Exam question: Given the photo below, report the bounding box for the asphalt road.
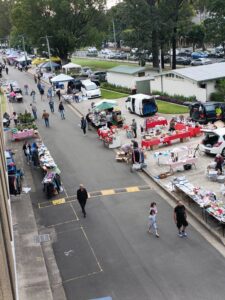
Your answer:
[4,65,225,300]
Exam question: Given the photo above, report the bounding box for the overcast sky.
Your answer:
[107,0,121,8]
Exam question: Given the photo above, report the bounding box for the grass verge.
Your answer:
[101,88,128,99]
[156,100,189,114]
[72,57,135,70]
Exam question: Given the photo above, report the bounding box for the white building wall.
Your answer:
[150,75,207,101]
[107,72,137,89]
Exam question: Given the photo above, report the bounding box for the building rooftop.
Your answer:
[172,62,225,82]
[108,65,146,75]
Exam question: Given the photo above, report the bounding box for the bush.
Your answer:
[101,82,131,94]
[152,90,196,105]
[210,92,224,102]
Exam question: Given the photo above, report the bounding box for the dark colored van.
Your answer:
[189,102,225,124]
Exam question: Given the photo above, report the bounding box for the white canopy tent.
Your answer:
[51,73,74,83]
[62,62,81,74]
[16,55,32,63]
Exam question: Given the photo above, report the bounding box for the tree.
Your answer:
[0,0,14,40]
[187,23,205,51]
[11,0,106,61]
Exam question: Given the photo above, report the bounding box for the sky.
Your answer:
[107,0,122,9]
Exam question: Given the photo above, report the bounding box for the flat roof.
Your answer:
[171,62,225,82]
[108,65,146,75]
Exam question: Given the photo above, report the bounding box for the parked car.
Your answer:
[191,58,212,66]
[191,51,208,59]
[176,56,191,65]
[92,71,107,82]
[189,102,225,124]
[81,79,101,99]
[80,67,92,76]
[125,94,158,116]
[200,128,225,156]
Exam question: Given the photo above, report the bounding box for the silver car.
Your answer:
[191,58,212,66]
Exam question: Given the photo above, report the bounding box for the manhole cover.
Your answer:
[34,234,50,244]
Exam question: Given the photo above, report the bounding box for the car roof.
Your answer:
[202,127,225,135]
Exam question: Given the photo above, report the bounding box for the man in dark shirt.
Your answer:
[77,184,88,218]
[174,201,188,237]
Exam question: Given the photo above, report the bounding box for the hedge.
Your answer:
[101,82,131,94]
[210,92,224,102]
[152,91,197,106]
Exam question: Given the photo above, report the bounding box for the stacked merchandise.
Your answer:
[115,151,131,163]
[37,142,62,199]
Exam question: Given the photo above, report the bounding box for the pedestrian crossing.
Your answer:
[38,185,151,208]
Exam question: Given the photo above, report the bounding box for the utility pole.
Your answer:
[21,35,27,67]
[40,35,53,73]
[112,19,116,48]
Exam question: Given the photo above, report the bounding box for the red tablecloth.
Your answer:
[97,128,110,139]
[175,123,202,137]
[146,118,168,129]
[141,131,190,148]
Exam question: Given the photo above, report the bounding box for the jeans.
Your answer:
[32,110,37,120]
[32,95,35,102]
[60,110,65,119]
[49,104,54,112]
[44,118,49,127]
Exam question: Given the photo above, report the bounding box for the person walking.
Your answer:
[40,88,44,101]
[81,116,87,135]
[24,84,29,95]
[30,89,36,102]
[174,201,188,237]
[49,99,54,113]
[42,110,50,127]
[5,66,8,75]
[131,119,137,138]
[56,89,61,101]
[86,109,92,130]
[34,75,37,84]
[12,112,18,126]
[22,141,31,164]
[148,202,159,238]
[77,184,88,218]
[58,101,65,119]
[30,103,37,120]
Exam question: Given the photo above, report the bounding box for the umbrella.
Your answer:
[94,100,118,111]
[32,57,47,65]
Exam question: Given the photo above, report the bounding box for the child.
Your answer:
[148,208,159,238]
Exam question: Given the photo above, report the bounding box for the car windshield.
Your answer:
[205,105,215,112]
[86,84,97,91]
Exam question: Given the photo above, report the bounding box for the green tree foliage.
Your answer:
[0,0,14,39]
[187,24,205,51]
[11,0,106,60]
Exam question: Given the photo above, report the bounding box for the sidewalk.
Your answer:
[2,70,64,300]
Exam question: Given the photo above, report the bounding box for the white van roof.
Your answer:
[128,93,155,100]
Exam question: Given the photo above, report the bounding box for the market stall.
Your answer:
[36,141,62,199]
[175,123,202,137]
[145,116,168,131]
[5,150,23,195]
[11,112,38,141]
[98,126,121,148]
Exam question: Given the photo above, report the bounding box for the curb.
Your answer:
[143,168,225,245]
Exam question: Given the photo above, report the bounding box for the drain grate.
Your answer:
[34,234,50,244]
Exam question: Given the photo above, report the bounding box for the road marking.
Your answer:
[126,186,140,193]
[101,189,115,196]
[52,198,65,205]
[38,185,151,209]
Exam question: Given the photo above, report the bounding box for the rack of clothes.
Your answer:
[5,150,23,195]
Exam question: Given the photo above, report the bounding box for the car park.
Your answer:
[191,58,212,66]
[191,51,208,59]
[200,128,225,156]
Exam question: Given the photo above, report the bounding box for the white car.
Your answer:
[81,79,101,99]
[200,128,225,156]
[191,58,212,66]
